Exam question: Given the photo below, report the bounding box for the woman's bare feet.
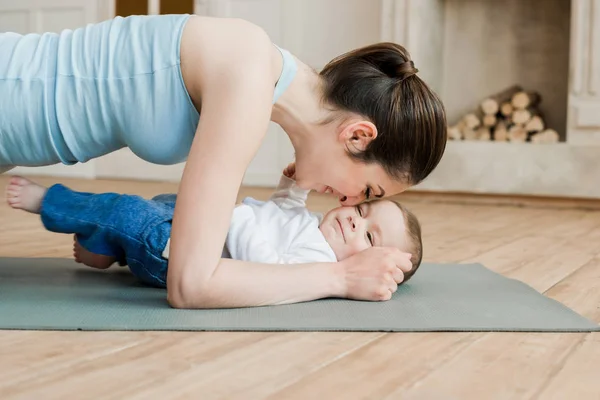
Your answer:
[73,236,116,269]
[5,176,47,214]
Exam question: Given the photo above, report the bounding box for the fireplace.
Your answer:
[442,0,570,142]
[381,0,600,198]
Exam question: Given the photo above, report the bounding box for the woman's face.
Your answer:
[293,119,409,205]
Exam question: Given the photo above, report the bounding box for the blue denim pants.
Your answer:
[40,184,175,287]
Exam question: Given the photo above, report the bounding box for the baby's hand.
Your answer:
[283,162,296,179]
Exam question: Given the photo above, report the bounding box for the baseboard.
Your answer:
[8,162,96,179]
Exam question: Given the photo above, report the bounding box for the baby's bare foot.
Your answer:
[73,237,116,270]
[5,176,47,214]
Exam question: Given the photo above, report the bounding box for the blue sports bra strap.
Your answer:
[272,45,298,104]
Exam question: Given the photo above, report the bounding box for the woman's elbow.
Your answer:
[167,288,195,309]
[167,285,220,309]
[166,269,211,309]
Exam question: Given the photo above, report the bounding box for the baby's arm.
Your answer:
[268,163,310,209]
[268,175,310,209]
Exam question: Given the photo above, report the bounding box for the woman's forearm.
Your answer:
[168,258,345,309]
[167,35,275,306]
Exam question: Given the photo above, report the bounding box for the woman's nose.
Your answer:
[340,194,364,206]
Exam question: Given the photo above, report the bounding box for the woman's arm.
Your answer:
[167,20,276,307]
[172,247,410,309]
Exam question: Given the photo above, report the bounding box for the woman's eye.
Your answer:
[367,232,373,246]
[365,187,371,200]
[356,205,362,216]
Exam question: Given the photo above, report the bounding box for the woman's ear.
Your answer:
[339,120,378,152]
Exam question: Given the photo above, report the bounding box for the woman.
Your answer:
[0,14,447,308]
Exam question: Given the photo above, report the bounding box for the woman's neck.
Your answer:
[271,61,330,148]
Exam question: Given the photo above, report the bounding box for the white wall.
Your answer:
[1,0,386,186]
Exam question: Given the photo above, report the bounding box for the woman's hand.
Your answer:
[283,162,296,179]
[335,247,413,301]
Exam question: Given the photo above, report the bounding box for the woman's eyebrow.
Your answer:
[375,185,386,198]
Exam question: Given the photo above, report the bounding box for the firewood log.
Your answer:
[462,127,479,141]
[493,121,508,142]
[463,113,481,129]
[447,125,463,140]
[500,102,513,117]
[544,129,559,142]
[477,127,491,141]
[512,108,538,125]
[483,114,497,127]
[480,85,523,115]
[508,125,527,142]
[524,115,545,132]
[511,91,541,109]
[531,129,559,143]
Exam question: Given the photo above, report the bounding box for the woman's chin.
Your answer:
[295,180,316,191]
[300,181,327,193]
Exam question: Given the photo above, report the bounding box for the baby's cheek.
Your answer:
[349,239,369,255]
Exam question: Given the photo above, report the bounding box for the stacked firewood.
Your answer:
[447,85,559,143]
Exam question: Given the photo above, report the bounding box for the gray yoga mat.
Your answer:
[0,257,597,332]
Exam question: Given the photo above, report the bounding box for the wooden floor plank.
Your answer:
[2,332,274,399]
[532,333,600,400]
[0,332,151,392]
[262,333,479,400]
[124,332,385,399]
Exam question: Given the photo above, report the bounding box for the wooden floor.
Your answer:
[1,175,599,399]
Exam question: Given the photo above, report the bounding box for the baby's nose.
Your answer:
[348,216,357,231]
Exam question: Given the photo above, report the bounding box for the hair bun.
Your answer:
[397,60,418,81]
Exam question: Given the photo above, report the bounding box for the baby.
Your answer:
[5,171,423,288]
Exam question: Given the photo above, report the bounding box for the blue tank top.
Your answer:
[0,14,298,167]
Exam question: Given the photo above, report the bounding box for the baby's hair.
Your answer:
[391,200,422,283]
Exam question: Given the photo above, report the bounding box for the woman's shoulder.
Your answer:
[180,16,279,88]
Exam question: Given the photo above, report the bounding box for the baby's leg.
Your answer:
[6,176,173,284]
[73,236,116,269]
[151,193,177,207]
[6,176,117,269]
[5,176,47,214]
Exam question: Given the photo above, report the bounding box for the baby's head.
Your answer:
[319,199,422,283]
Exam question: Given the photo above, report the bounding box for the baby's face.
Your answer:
[319,200,409,261]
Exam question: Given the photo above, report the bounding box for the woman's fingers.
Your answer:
[392,268,405,284]
[389,280,398,294]
[393,251,413,273]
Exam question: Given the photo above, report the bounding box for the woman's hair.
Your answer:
[320,42,447,185]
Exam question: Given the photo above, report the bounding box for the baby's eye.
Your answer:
[367,232,373,246]
[356,205,363,216]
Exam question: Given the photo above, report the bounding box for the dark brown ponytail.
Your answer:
[320,42,447,185]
